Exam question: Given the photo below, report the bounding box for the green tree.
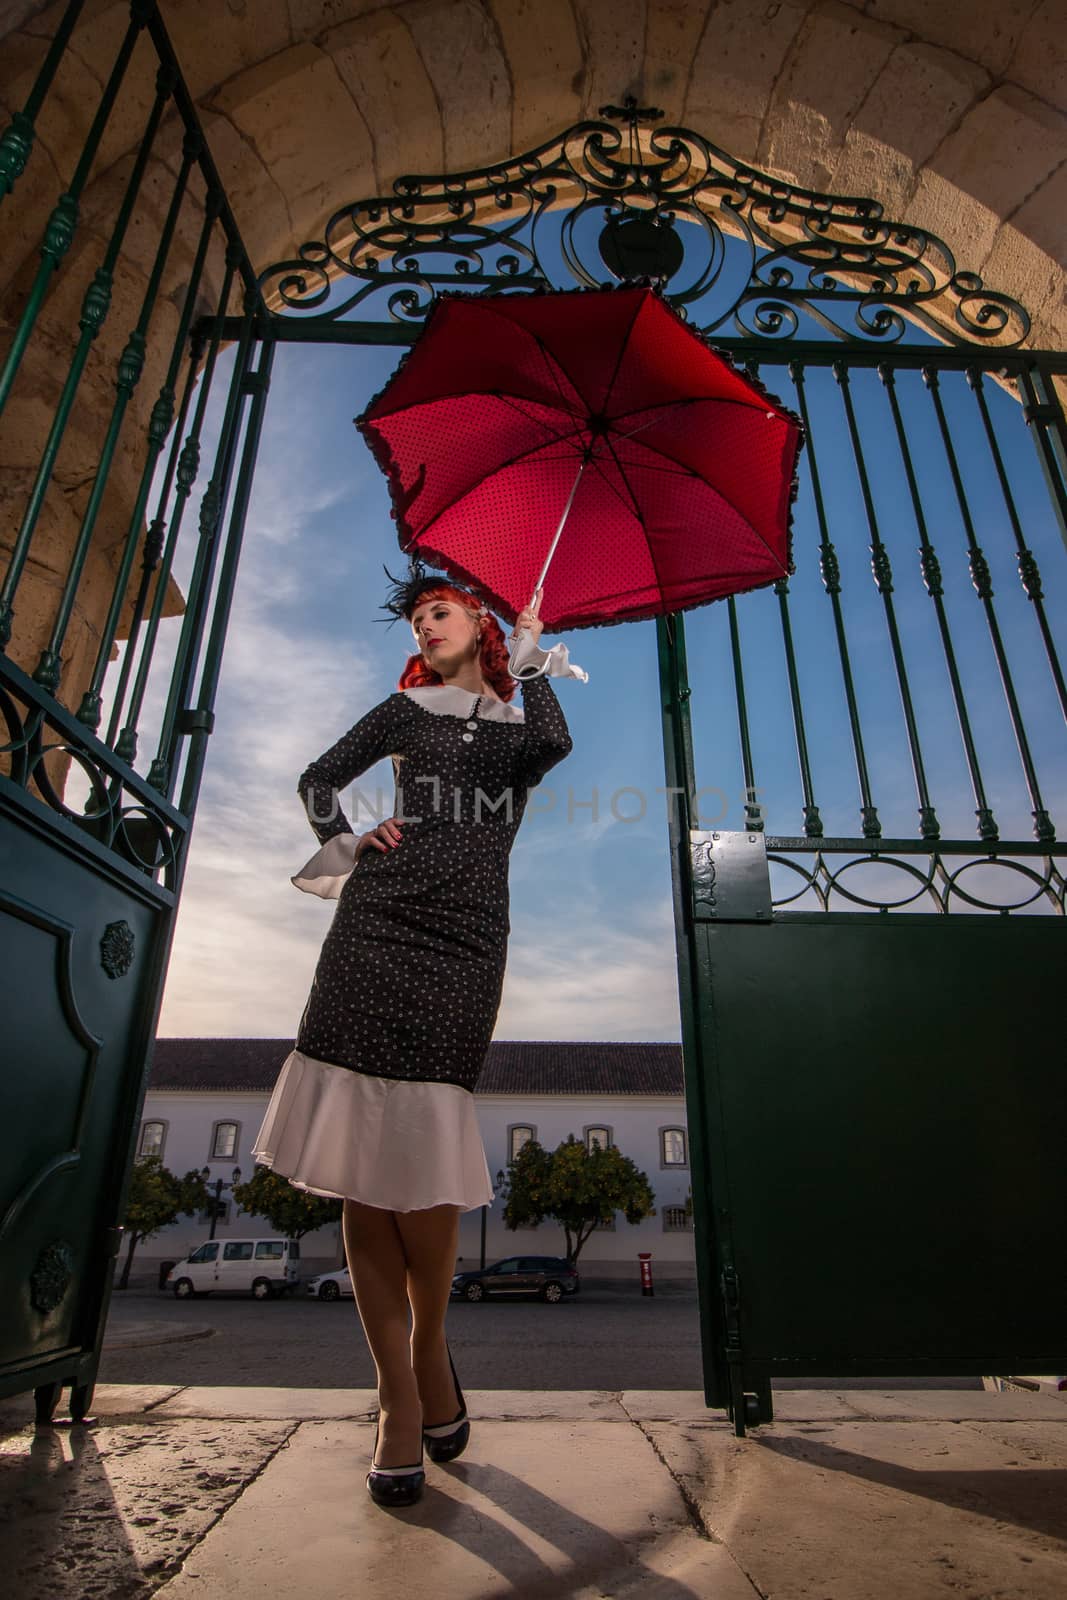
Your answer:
[231,1165,342,1240]
[501,1135,655,1263]
[119,1156,208,1289]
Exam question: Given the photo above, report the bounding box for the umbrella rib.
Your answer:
[601,293,649,417]
[492,392,586,451]
[602,433,645,523]
[612,393,780,427]
[408,436,597,548]
[582,447,650,523]
[616,426,794,567]
[611,432,794,573]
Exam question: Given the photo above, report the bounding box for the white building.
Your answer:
[138,1040,695,1279]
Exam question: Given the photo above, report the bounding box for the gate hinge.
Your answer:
[720,1263,743,1359]
[690,830,772,921]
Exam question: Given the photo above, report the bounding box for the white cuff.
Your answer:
[292,832,359,899]
[508,628,589,683]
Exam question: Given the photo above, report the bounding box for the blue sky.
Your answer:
[142,312,1067,1041]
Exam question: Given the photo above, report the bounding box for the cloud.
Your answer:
[498,895,680,1040]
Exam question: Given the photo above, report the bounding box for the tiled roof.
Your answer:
[149,1038,684,1096]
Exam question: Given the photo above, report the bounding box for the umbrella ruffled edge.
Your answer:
[354,280,807,631]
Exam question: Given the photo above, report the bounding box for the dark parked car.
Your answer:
[451,1255,579,1304]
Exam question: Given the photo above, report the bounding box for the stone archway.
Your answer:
[1,0,1065,709]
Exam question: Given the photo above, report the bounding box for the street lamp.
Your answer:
[481,1168,506,1271]
[201,1165,242,1240]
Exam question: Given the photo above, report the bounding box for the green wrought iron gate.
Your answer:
[2,6,1064,1431]
[0,2,272,1420]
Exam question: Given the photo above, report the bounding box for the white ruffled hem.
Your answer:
[251,1049,495,1212]
[508,628,589,682]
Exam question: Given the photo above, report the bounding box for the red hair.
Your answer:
[396,584,517,702]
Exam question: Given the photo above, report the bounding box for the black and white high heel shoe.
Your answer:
[366,1412,425,1508]
[422,1344,470,1464]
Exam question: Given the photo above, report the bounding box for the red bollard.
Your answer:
[638,1251,654,1297]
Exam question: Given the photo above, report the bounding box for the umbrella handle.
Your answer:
[527,457,586,610]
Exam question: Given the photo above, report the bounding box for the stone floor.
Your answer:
[1,1385,1065,1598]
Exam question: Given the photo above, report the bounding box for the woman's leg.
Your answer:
[395,1204,462,1423]
[342,1199,422,1465]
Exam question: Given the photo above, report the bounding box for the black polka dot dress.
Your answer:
[252,664,578,1213]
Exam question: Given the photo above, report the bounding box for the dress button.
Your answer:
[465,720,478,730]
[461,732,474,742]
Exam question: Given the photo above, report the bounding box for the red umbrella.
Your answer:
[357,285,802,634]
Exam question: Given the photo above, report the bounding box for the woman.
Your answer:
[252,567,584,1507]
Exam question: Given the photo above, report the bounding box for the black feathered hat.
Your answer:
[379,556,489,626]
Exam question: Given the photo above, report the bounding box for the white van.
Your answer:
[166,1238,300,1299]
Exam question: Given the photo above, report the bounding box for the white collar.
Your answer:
[402,685,525,723]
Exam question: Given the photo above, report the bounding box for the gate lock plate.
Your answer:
[690,830,772,921]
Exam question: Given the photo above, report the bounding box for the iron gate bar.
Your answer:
[146,253,248,797]
[30,61,178,695]
[0,0,151,421]
[724,593,763,832]
[0,0,87,207]
[967,368,1067,726]
[1,59,173,661]
[1019,368,1067,551]
[833,359,941,840]
[150,293,259,805]
[877,364,999,842]
[773,571,824,837]
[76,129,200,732]
[106,193,217,757]
[789,361,882,839]
[178,331,275,821]
[923,367,1056,844]
[115,328,208,762]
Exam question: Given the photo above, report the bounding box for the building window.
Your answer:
[509,1124,536,1160]
[198,1201,231,1227]
[663,1205,692,1232]
[210,1121,239,1160]
[585,1126,612,1152]
[660,1127,688,1168]
[596,1214,616,1230]
[138,1120,165,1159]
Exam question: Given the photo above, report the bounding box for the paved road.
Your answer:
[101,1287,980,1392]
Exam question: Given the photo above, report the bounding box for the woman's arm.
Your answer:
[297,695,401,844]
[517,675,573,789]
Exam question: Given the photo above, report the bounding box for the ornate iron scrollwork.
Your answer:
[259,98,1030,348]
[100,920,135,979]
[0,659,182,894]
[30,1241,74,1314]
[767,846,1067,915]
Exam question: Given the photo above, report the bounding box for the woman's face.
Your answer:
[410,596,481,675]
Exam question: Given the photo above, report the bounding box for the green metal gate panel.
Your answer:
[0,816,167,1412]
[689,912,1066,1414]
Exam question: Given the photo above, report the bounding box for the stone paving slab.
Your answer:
[841,1389,1067,1422]
[1,1389,1065,1599]
[0,1415,294,1598]
[153,1387,626,1421]
[157,1417,756,1600]
[642,1410,1067,1600]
